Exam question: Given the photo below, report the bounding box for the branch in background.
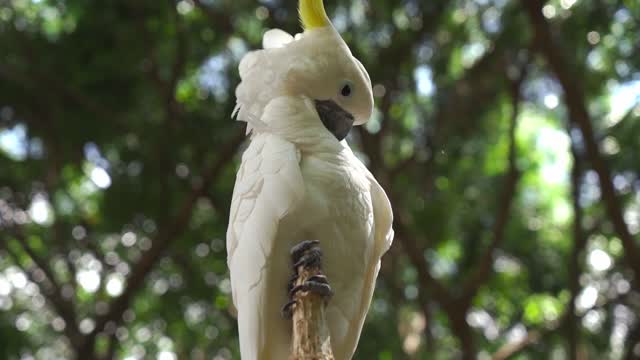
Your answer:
[388,152,418,180]
[102,332,118,360]
[79,131,245,354]
[1,6,243,355]
[393,211,482,358]
[52,222,78,291]
[493,287,632,360]
[192,0,233,31]
[2,232,82,347]
[45,161,79,292]
[491,329,542,360]
[433,44,509,146]
[392,215,453,308]
[356,0,450,176]
[81,234,116,273]
[0,59,118,124]
[168,6,189,98]
[358,19,502,320]
[625,320,640,360]
[567,139,587,360]
[172,253,202,289]
[147,2,190,124]
[521,0,640,281]
[129,3,186,125]
[361,26,523,360]
[421,42,512,195]
[492,308,573,360]
[460,69,525,303]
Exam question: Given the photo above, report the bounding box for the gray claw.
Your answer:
[293,248,322,269]
[307,275,328,284]
[281,299,297,319]
[282,240,332,318]
[290,240,320,261]
[289,280,334,299]
[287,273,298,292]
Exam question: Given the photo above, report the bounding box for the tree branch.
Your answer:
[288,244,334,360]
[102,332,118,360]
[625,320,640,360]
[521,0,640,281]
[2,232,82,347]
[493,288,631,359]
[461,70,525,303]
[369,41,524,360]
[567,140,587,360]
[393,215,453,308]
[79,131,245,353]
[492,310,572,360]
[0,59,118,123]
[492,329,542,360]
[192,0,233,31]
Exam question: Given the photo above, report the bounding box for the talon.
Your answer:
[307,275,328,284]
[281,299,297,318]
[290,240,320,261]
[287,273,298,292]
[290,280,333,299]
[283,240,332,318]
[293,248,322,269]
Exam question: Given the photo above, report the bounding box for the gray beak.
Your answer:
[314,100,354,141]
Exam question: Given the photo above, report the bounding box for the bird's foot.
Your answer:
[281,240,333,319]
[290,240,320,265]
[290,275,333,298]
[281,299,297,319]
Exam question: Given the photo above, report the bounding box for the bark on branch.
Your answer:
[289,252,334,360]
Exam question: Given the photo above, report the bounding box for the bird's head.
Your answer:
[283,0,374,141]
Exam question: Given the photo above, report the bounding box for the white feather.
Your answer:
[262,28,295,49]
[227,129,305,360]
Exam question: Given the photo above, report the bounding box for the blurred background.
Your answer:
[1,0,639,359]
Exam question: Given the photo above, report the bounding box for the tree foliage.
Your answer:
[1,0,639,359]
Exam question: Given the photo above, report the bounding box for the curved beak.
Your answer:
[314,100,354,141]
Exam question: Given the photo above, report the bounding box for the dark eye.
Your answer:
[340,81,353,97]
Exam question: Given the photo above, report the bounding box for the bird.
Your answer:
[226,0,394,358]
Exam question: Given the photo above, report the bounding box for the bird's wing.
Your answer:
[339,158,394,358]
[227,99,311,359]
[370,179,394,259]
[346,150,394,259]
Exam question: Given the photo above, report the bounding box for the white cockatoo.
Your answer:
[226,0,394,359]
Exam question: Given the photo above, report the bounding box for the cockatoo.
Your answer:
[226,0,394,359]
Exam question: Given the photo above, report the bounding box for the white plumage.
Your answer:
[227,11,393,359]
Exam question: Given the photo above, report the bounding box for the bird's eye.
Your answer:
[340,81,353,98]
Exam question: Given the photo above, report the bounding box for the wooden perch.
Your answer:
[289,245,334,360]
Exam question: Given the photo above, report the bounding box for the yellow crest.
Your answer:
[299,0,330,29]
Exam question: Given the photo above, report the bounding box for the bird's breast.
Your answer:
[294,151,373,249]
[271,148,380,357]
[279,149,375,320]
